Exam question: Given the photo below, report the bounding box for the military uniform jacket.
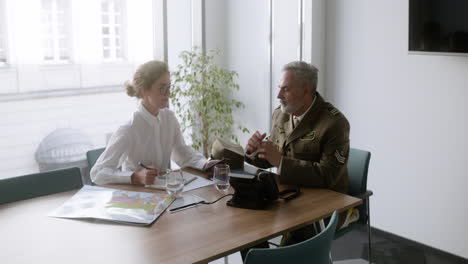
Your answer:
[248,93,350,193]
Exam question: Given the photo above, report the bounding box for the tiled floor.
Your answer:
[210,254,243,264]
[332,225,468,264]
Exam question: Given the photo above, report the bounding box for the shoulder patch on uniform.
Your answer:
[330,108,340,115]
[334,150,346,163]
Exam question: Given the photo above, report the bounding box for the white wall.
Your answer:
[224,0,271,143]
[326,0,468,258]
[167,0,192,68]
[205,0,226,66]
[222,0,324,142]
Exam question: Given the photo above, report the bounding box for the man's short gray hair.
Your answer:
[282,61,318,91]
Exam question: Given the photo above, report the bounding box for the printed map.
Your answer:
[106,191,171,215]
[49,186,175,225]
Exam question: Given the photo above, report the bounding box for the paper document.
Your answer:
[243,162,262,175]
[49,186,175,225]
[183,175,213,192]
[229,162,267,179]
[146,170,213,192]
[167,194,205,213]
[145,170,197,190]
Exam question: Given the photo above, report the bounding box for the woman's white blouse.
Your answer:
[90,104,207,185]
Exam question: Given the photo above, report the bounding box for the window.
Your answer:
[101,0,125,61]
[0,0,189,181]
[0,0,7,65]
[0,32,6,66]
[41,0,72,63]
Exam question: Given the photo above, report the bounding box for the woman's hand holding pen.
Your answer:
[131,162,159,185]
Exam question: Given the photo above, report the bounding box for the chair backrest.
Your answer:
[245,211,339,264]
[0,167,83,204]
[86,147,105,169]
[347,148,371,197]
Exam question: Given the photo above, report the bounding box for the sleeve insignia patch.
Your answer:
[334,149,346,163]
[300,130,316,141]
[330,108,340,115]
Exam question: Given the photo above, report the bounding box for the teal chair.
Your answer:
[0,167,83,204]
[334,148,373,263]
[86,147,105,169]
[245,210,339,264]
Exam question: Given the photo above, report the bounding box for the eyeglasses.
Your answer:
[159,84,172,95]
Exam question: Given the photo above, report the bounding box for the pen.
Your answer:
[138,162,152,170]
[184,175,197,185]
[169,201,205,212]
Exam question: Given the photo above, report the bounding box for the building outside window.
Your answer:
[101,0,125,61]
[41,0,72,63]
[0,0,172,180]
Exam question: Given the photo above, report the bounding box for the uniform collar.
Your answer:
[138,103,161,127]
[293,94,317,125]
[286,93,324,145]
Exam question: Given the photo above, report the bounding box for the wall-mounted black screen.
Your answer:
[409,0,468,53]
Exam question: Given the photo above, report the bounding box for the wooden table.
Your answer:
[0,181,361,264]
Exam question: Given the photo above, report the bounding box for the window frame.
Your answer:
[0,0,8,67]
[100,0,127,62]
[0,0,164,98]
[40,0,73,65]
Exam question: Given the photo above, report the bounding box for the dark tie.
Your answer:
[293,117,299,128]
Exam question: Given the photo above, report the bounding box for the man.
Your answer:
[245,61,350,246]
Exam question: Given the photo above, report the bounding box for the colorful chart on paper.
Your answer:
[49,186,175,225]
[106,191,169,215]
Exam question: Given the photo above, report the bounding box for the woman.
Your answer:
[91,60,217,185]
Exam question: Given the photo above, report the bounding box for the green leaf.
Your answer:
[170,47,250,157]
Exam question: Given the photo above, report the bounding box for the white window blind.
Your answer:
[101,0,125,61]
[41,0,72,63]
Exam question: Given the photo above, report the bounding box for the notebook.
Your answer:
[229,162,262,179]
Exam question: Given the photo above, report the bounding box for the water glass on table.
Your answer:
[213,164,230,192]
[164,170,184,197]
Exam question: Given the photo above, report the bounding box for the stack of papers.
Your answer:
[229,170,255,179]
[229,162,262,179]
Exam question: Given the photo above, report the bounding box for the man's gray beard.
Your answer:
[280,100,304,115]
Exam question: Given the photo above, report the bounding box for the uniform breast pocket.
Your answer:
[293,142,320,161]
[294,152,320,162]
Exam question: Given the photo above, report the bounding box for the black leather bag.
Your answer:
[227,171,279,210]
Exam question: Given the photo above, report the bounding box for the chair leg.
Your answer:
[366,198,372,264]
[319,219,326,231]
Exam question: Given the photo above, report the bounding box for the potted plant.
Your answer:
[170,47,249,157]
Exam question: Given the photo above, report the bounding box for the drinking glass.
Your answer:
[164,170,184,197]
[213,164,230,192]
